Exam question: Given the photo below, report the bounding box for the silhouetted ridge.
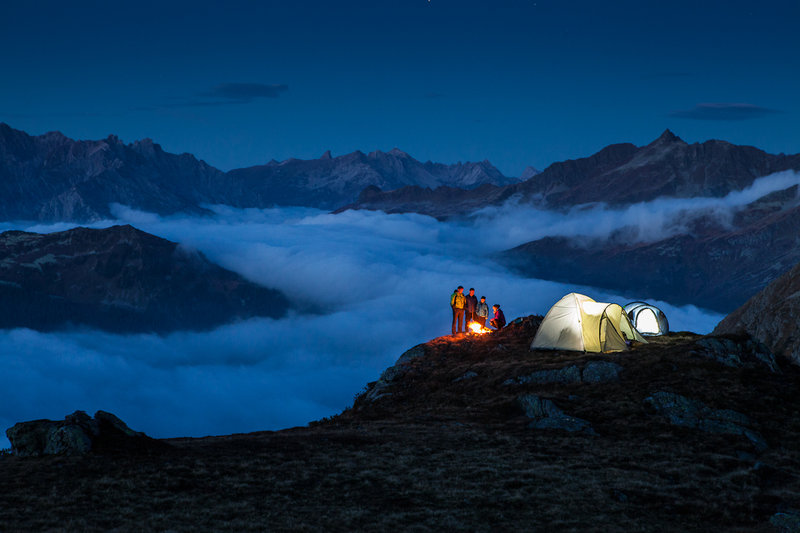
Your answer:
[0,224,290,332]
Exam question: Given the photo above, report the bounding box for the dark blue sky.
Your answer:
[2,0,798,176]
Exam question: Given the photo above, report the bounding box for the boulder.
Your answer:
[694,337,778,372]
[514,365,581,385]
[771,511,800,532]
[517,394,594,434]
[644,392,767,451]
[6,410,160,457]
[452,371,478,383]
[581,361,623,383]
[361,344,427,403]
[508,361,623,386]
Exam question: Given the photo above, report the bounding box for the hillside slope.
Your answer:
[714,260,800,364]
[502,182,800,313]
[0,224,289,332]
[3,318,800,530]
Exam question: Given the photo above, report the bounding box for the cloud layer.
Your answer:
[0,199,735,449]
[669,102,781,121]
[203,83,289,103]
[466,170,800,250]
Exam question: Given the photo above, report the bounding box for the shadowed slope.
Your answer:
[3,317,800,530]
[0,224,289,332]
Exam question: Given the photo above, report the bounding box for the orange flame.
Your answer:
[468,321,492,334]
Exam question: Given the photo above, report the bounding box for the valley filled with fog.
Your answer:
[3,191,759,448]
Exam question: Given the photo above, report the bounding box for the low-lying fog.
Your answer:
[4,184,763,448]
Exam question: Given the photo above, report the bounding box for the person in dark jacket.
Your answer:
[450,286,466,334]
[476,296,489,327]
[465,288,478,325]
[490,304,506,330]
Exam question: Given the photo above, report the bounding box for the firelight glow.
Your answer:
[469,322,492,334]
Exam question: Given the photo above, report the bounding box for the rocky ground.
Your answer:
[3,318,800,531]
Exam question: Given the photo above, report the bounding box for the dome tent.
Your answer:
[531,293,647,353]
[624,302,669,336]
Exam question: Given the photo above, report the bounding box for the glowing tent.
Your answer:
[624,301,669,336]
[531,293,647,353]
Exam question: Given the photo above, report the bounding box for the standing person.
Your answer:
[490,304,506,330]
[476,296,489,327]
[450,286,466,334]
[465,288,478,325]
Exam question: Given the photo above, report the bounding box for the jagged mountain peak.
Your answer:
[520,166,540,181]
[647,128,686,147]
[319,150,333,160]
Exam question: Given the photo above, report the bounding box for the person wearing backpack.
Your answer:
[450,286,466,334]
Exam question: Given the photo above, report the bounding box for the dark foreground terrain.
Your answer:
[3,319,800,531]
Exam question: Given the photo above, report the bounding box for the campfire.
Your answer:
[468,321,492,334]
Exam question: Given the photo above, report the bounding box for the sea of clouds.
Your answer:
[8,171,796,448]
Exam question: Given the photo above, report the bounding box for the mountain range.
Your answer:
[345,130,800,312]
[501,182,800,312]
[0,224,289,332]
[3,122,800,314]
[0,123,517,221]
[344,129,800,217]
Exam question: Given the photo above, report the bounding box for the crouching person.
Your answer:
[490,304,506,330]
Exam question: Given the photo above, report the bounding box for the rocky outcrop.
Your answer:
[505,361,622,386]
[0,123,223,221]
[361,344,427,402]
[517,394,594,434]
[581,361,624,383]
[694,336,778,372]
[644,391,767,450]
[713,260,800,365]
[0,224,290,332]
[510,365,581,385]
[771,511,800,532]
[6,410,163,456]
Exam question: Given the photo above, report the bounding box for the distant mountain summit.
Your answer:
[519,166,540,181]
[0,224,289,332]
[224,148,517,210]
[0,124,516,220]
[0,123,225,221]
[517,129,798,206]
[344,130,800,217]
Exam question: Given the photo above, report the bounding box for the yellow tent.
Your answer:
[531,293,647,353]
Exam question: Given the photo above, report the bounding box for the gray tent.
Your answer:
[624,301,669,336]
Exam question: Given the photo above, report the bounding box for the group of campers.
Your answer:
[449,286,506,335]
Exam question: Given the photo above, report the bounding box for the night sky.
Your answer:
[2,0,798,176]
